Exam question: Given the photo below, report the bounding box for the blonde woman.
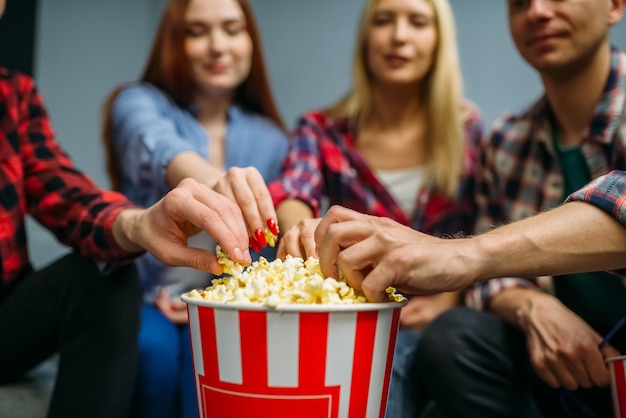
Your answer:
[269,0,482,415]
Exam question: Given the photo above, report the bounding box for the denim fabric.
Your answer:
[385,329,422,418]
[132,305,198,418]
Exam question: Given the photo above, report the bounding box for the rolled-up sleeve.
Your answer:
[566,169,626,277]
[566,170,626,229]
[464,277,540,311]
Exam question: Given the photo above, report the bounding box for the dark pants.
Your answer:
[0,252,142,418]
[416,308,614,418]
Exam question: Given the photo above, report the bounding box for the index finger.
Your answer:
[182,180,251,263]
[220,167,276,238]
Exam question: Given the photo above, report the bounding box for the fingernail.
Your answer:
[233,247,245,262]
[255,228,267,247]
[249,237,261,253]
[267,218,279,236]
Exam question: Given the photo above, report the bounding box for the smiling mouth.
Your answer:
[527,33,561,48]
[384,55,409,67]
[206,64,228,73]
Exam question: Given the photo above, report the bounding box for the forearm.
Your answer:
[433,290,461,308]
[467,201,626,282]
[276,199,314,235]
[167,151,224,189]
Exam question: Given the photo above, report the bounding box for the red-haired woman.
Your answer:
[101,0,287,416]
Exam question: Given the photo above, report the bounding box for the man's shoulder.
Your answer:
[0,67,35,91]
[0,66,20,80]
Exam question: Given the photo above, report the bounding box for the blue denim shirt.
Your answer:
[110,82,289,300]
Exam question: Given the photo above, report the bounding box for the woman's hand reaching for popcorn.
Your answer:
[112,177,253,275]
[212,167,279,252]
[166,153,279,255]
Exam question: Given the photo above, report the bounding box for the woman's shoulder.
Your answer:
[116,82,173,105]
[112,82,187,120]
[460,99,483,122]
[294,109,348,132]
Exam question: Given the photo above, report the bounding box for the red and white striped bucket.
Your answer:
[182,295,406,418]
[608,355,626,418]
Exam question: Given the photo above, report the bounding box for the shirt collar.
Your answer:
[529,47,626,149]
[186,102,243,122]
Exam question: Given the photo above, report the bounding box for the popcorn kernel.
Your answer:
[191,246,404,307]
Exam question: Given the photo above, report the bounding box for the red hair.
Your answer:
[102,0,284,190]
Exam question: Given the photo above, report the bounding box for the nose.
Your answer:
[527,0,555,21]
[209,29,226,55]
[392,18,409,43]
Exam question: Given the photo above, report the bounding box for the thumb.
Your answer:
[601,343,621,360]
[164,246,224,275]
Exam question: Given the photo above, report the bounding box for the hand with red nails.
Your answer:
[212,167,279,252]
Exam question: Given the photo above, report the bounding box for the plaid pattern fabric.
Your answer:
[0,68,136,289]
[466,48,626,310]
[567,169,626,228]
[567,169,626,278]
[269,104,484,237]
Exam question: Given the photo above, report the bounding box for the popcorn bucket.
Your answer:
[607,355,626,418]
[181,295,407,418]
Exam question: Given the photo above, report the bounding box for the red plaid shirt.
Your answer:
[269,105,483,237]
[0,68,136,290]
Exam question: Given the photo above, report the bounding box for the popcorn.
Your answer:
[187,246,405,307]
[264,226,278,248]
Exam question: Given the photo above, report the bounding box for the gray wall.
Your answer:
[28,0,626,268]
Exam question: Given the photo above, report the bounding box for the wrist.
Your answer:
[452,237,487,288]
[491,287,542,325]
[112,208,145,253]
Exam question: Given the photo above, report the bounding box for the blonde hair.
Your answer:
[325,0,465,198]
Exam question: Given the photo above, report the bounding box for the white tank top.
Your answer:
[375,166,424,218]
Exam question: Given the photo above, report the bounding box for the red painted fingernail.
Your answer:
[249,236,261,253]
[254,229,267,247]
[267,218,278,236]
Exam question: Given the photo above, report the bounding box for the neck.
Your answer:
[542,44,611,147]
[366,84,423,129]
[194,92,233,127]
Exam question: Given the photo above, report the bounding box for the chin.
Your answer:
[526,54,572,74]
[378,77,421,88]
